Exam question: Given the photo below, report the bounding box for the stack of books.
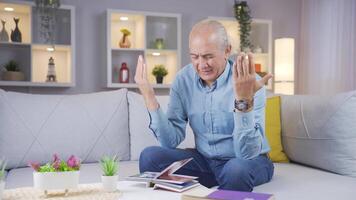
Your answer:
[126,158,200,192]
[182,185,275,200]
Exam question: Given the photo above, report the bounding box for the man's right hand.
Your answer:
[134,55,159,111]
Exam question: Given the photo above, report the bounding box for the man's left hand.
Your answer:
[232,53,273,100]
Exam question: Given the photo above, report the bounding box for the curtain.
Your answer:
[298,0,356,94]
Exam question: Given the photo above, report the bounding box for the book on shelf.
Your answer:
[182,185,275,200]
[126,157,200,192]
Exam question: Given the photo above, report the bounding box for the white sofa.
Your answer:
[1,88,356,200]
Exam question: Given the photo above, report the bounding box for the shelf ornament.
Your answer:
[46,57,57,82]
[0,20,9,42]
[119,28,131,48]
[35,0,61,50]
[10,18,22,43]
[152,64,168,84]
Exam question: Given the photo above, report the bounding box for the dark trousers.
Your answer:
[139,146,274,191]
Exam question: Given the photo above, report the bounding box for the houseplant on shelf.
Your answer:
[152,64,168,84]
[119,28,131,48]
[29,154,81,196]
[100,155,119,192]
[1,60,25,81]
[0,159,7,200]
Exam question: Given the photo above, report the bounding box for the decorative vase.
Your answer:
[155,38,164,49]
[33,171,80,196]
[255,63,261,73]
[119,34,131,48]
[1,71,25,81]
[101,175,118,192]
[253,46,262,53]
[0,181,4,200]
[10,18,22,43]
[119,62,129,83]
[0,20,9,42]
[155,76,163,84]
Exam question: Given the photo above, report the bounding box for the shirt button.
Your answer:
[242,117,248,127]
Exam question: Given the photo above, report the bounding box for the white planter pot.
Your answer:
[0,181,5,200]
[101,175,118,192]
[33,171,79,195]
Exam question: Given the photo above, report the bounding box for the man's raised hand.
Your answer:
[232,53,273,100]
[134,55,159,110]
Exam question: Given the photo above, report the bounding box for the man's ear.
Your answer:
[225,45,232,59]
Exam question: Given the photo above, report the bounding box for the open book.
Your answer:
[126,158,200,192]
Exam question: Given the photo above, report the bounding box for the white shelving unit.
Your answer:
[106,9,181,89]
[0,1,75,87]
[208,17,273,90]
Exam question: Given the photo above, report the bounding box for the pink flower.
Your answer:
[52,154,61,170]
[53,154,60,163]
[53,160,60,170]
[67,155,80,169]
[29,161,40,172]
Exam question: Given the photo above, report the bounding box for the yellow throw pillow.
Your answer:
[265,96,289,162]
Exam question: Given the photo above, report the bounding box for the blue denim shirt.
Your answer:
[148,60,270,160]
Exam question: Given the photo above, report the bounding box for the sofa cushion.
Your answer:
[280,90,356,177]
[254,163,356,200]
[0,89,130,170]
[5,161,139,189]
[127,91,195,161]
[265,96,289,162]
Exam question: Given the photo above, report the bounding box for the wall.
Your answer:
[1,0,301,95]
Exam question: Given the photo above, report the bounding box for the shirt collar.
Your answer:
[195,60,232,92]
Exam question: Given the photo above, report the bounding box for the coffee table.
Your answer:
[2,181,182,200]
[117,181,181,200]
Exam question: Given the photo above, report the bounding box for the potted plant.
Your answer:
[119,28,131,48]
[100,155,119,192]
[152,64,168,84]
[0,159,6,200]
[29,154,81,196]
[1,60,25,81]
[234,0,252,52]
[155,38,164,49]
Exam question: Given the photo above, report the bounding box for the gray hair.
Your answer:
[189,19,230,50]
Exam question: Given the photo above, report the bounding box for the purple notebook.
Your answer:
[207,189,274,200]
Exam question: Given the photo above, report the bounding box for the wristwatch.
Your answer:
[233,98,254,113]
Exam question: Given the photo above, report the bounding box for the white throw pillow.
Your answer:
[0,89,130,170]
[281,90,356,177]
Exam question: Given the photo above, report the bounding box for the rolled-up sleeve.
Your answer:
[232,86,266,159]
[148,81,188,148]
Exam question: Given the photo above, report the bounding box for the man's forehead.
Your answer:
[190,30,217,43]
[189,42,222,55]
[189,50,216,55]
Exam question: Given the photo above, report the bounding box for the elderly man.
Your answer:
[134,20,274,191]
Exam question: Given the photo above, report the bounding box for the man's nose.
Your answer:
[198,57,207,68]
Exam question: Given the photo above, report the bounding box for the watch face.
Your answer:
[237,102,247,110]
[235,99,250,112]
[234,99,253,112]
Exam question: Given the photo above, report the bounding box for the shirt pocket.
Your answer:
[188,112,207,134]
[213,111,234,134]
